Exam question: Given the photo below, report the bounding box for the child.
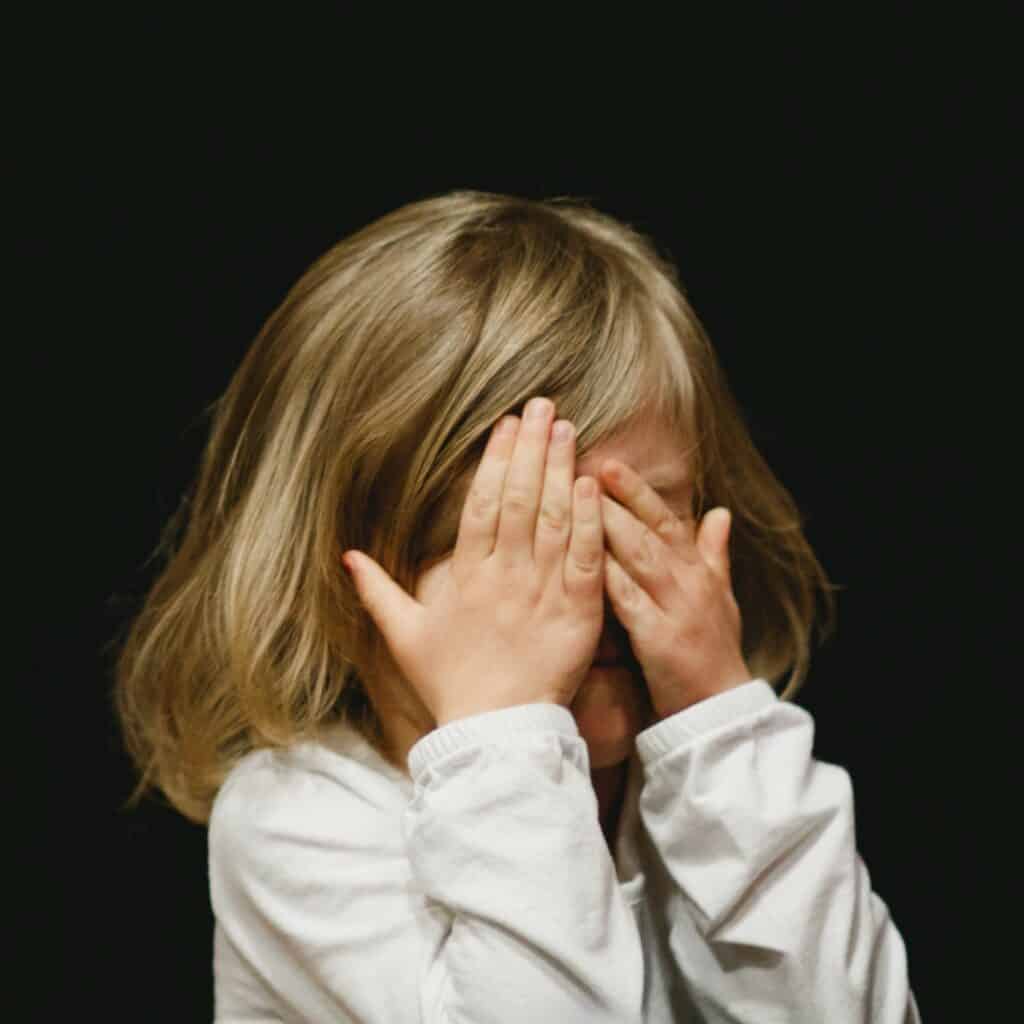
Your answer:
[113,190,921,1021]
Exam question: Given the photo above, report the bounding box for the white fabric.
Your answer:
[208,678,921,1022]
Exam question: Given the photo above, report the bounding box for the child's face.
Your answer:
[412,408,695,772]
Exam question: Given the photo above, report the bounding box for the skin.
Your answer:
[379,409,696,847]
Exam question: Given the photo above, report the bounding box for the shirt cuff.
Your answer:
[407,702,581,779]
[634,678,779,767]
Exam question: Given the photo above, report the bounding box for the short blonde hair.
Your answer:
[110,190,838,825]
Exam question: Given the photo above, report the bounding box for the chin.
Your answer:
[584,736,635,771]
[571,664,652,767]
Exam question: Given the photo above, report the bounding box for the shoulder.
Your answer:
[209,728,412,879]
[210,746,329,840]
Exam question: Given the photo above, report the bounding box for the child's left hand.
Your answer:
[597,458,753,720]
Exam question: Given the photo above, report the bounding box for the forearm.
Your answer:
[635,680,920,1023]
[405,701,645,1022]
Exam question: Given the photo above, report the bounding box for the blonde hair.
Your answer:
[110,189,839,825]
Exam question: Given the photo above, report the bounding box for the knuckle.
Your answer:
[638,527,662,563]
[502,487,534,515]
[467,485,498,519]
[572,548,603,575]
[537,497,570,533]
[654,512,681,538]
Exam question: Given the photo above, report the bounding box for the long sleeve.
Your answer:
[208,703,644,1023]
[209,746,428,1022]
[403,701,644,1022]
[633,678,921,1023]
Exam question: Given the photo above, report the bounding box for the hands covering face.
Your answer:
[596,458,752,719]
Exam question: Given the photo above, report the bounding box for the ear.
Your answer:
[696,507,732,580]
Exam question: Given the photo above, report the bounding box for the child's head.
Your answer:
[112,190,836,824]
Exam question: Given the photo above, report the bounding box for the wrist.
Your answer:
[654,664,753,721]
[436,696,564,728]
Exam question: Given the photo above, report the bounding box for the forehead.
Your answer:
[577,411,693,492]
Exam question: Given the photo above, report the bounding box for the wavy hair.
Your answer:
[110,189,838,825]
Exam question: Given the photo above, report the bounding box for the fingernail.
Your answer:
[527,397,552,420]
[552,420,573,443]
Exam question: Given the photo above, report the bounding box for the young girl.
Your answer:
[113,190,921,1022]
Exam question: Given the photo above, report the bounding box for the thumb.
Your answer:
[696,507,732,581]
[343,550,421,657]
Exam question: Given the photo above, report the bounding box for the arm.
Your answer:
[634,678,921,1023]
[209,703,644,1023]
[404,702,644,1022]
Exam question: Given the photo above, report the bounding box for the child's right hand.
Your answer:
[343,397,606,726]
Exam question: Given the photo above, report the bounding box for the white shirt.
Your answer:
[208,678,921,1022]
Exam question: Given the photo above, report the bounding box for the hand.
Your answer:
[597,458,752,719]
[342,397,606,726]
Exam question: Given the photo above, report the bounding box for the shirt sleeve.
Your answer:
[403,701,644,1023]
[209,756,424,1022]
[208,705,644,1023]
[633,678,922,1023]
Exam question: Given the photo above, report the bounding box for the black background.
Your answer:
[35,19,1014,1021]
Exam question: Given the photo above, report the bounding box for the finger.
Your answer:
[495,396,556,563]
[603,548,658,629]
[600,495,677,612]
[534,418,576,573]
[564,474,604,597]
[452,414,521,571]
[598,458,697,560]
[697,507,732,581]
[342,549,424,668]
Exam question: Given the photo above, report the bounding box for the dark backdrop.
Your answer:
[37,27,1013,1022]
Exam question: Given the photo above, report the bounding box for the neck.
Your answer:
[592,760,629,847]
